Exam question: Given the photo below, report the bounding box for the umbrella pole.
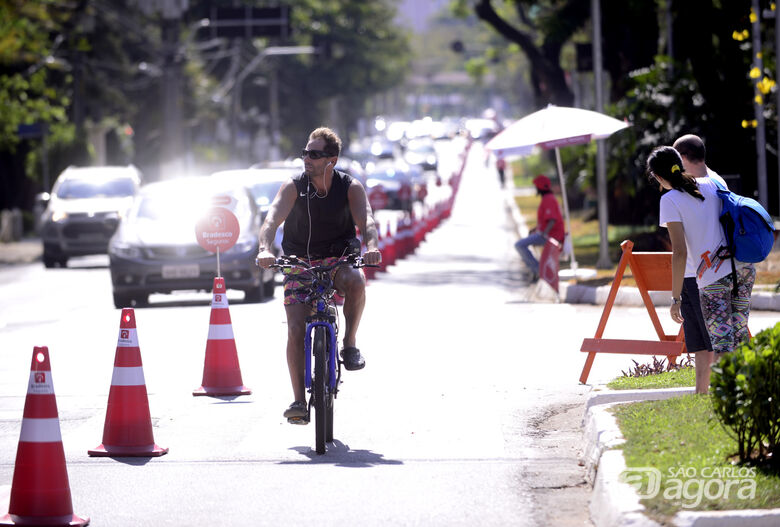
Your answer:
[555,147,578,272]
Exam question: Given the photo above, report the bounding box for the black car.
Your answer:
[39,165,142,267]
[108,177,274,308]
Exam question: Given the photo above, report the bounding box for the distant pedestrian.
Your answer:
[671,134,727,394]
[514,175,564,281]
[496,154,507,187]
[646,146,755,394]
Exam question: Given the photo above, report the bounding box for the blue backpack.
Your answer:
[712,179,775,294]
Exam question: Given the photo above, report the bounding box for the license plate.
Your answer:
[161,264,199,279]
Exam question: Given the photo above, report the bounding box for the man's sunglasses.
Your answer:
[301,149,332,160]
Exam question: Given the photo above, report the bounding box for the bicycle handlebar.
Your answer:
[267,254,378,273]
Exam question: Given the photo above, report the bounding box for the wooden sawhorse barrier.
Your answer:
[579,240,686,384]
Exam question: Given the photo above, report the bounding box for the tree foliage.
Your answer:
[1,0,411,212]
[274,0,411,151]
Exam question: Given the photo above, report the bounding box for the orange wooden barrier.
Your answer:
[579,240,686,384]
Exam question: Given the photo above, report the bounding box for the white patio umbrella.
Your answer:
[485,105,630,271]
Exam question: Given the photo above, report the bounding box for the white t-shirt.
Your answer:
[659,177,731,288]
[707,167,728,189]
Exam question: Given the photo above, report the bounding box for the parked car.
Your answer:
[211,167,297,222]
[39,165,142,268]
[364,161,421,212]
[403,138,438,171]
[108,177,274,308]
[335,156,368,187]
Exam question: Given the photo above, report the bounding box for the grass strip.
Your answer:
[613,395,780,521]
[607,367,695,390]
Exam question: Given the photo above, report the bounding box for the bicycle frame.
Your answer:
[304,319,338,391]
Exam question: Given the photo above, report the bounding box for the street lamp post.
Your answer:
[592,0,611,269]
[213,46,316,162]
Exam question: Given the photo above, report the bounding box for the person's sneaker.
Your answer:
[283,400,308,420]
[340,347,365,371]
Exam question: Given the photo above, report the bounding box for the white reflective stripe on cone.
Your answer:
[19,417,62,442]
[27,371,55,395]
[110,366,146,386]
[207,324,234,340]
[116,328,139,347]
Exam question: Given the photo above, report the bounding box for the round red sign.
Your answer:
[195,207,240,252]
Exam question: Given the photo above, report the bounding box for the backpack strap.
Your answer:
[710,178,739,296]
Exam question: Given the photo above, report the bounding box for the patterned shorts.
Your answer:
[282,257,341,306]
[699,265,756,355]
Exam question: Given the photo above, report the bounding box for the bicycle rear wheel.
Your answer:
[313,326,329,454]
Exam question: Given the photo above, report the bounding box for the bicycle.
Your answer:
[270,253,374,454]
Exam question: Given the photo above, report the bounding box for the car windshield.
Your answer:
[57,177,136,199]
[134,189,251,227]
[248,181,284,205]
[369,169,407,181]
[407,141,435,153]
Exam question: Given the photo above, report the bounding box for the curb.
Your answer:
[583,388,780,527]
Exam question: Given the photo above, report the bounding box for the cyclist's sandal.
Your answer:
[340,347,366,371]
[284,400,309,424]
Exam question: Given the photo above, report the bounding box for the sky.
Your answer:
[396,0,450,33]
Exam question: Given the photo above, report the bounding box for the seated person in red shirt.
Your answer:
[514,175,564,281]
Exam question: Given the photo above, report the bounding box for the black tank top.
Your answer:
[282,170,357,258]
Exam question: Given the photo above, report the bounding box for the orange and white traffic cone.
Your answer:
[0,346,89,526]
[193,277,251,396]
[89,309,167,457]
[383,223,396,268]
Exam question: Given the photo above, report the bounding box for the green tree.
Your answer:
[275,0,411,150]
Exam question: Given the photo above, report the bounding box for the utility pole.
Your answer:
[592,0,611,269]
[752,0,769,207]
[776,2,780,214]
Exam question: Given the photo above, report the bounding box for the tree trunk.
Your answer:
[475,0,574,107]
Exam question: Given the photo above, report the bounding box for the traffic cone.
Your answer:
[376,229,387,273]
[382,223,396,269]
[193,277,251,396]
[89,309,167,457]
[0,346,89,526]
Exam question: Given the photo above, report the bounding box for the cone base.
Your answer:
[192,386,252,397]
[0,513,89,526]
[87,443,168,457]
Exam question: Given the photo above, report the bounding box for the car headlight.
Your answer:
[110,242,141,259]
[51,210,68,223]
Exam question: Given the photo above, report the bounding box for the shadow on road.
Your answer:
[280,441,403,468]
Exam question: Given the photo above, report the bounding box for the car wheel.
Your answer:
[113,292,134,309]
[112,292,148,309]
[263,278,275,298]
[243,286,262,303]
[43,255,58,268]
[43,255,67,268]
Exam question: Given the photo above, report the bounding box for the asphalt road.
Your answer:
[1,141,779,526]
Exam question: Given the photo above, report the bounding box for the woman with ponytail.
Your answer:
[646,146,755,393]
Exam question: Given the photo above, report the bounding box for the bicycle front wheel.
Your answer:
[313,326,329,454]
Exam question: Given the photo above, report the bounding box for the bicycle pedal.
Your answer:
[287,416,309,425]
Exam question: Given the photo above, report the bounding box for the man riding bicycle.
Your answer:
[255,127,381,421]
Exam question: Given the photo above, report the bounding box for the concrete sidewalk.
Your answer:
[0,238,41,265]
